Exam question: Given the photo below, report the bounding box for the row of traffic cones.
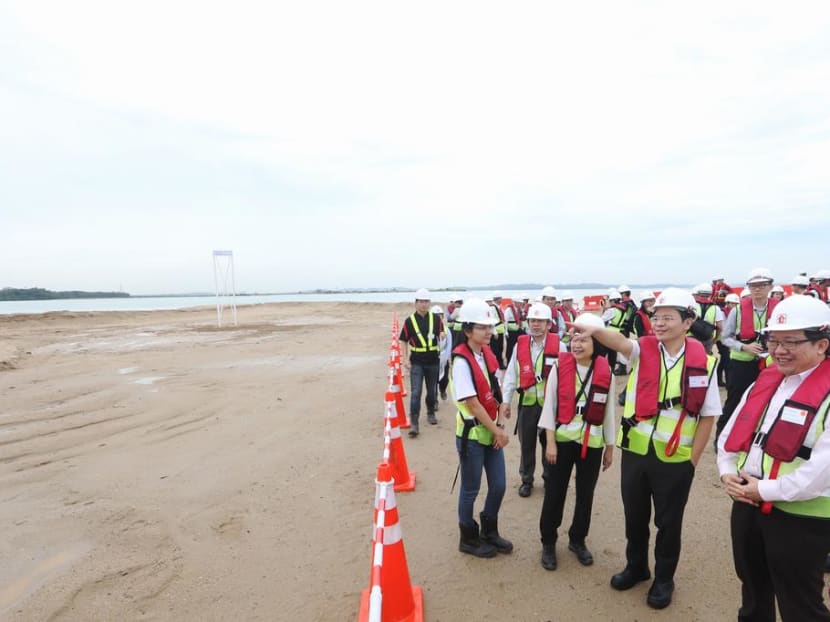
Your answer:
[357,315,423,621]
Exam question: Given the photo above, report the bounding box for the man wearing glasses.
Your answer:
[717,295,830,621]
[716,268,779,444]
[572,288,721,609]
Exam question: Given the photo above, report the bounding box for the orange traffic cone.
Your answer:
[358,462,424,622]
[383,393,415,492]
[388,364,410,430]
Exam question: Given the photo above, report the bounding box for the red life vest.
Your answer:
[805,283,829,302]
[557,353,611,426]
[558,306,577,326]
[452,343,501,421]
[724,359,830,461]
[738,297,778,341]
[506,301,522,328]
[516,333,559,390]
[635,309,653,336]
[489,303,505,324]
[634,336,710,422]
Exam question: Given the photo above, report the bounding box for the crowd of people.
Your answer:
[398,268,830,619]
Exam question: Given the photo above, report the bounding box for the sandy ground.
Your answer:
[1,302,826,621]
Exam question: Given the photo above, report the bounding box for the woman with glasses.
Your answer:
[450,298,512,558]
[718,295,830,621]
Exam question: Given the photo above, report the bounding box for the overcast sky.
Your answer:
[2,2,829,295]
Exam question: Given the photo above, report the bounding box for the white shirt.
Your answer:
[625,339,722,418]
[538,361,617,445]
[717,362,830,503]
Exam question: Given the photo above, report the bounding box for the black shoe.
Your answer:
[440,390,448,401]
[646,580,674,609]
[427,413,438,425]
[541,544,557,570]
[407,426,419,438]
[518,482,532,497]
[610,566,651,591]
[458,522,497,558]
[479,513,513,554]
[568,542,594,566]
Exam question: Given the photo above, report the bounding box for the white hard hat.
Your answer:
[519,293,529,300]
[725,293,740,304]
[541,286,557,298]
[457,298,496,325]
[811,269,830,281]
[770,285,784,294]
[654,288,697,315]
[746,267,774,284]
[414,288,430,300]
[618,284,631,293]
[764,295,830,332]
[560,290,574,301]
[740,288,751,298]
[573,313,605,330]
[639,290,656,301]
[526,303,553,321]
[607,288,621,300]
[491,290,503,299]
[430,304,443,315]
[692,282,713,295]
[712,275,725,281]
[792,275,810,286]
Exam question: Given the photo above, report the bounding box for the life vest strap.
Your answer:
[751,431,813,461]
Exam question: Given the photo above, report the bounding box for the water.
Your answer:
[0,288,612,315]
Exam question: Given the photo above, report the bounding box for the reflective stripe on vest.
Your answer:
[607,306,627,331]
[619,343,717,462]
[407,312,439,353]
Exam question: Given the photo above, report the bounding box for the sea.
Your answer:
[0,288,615,315]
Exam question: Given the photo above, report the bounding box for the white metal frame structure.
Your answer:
[213,250,238,327]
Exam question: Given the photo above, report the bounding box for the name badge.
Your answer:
[688,376,709,389]
[780,405,809,426]
[545,357,556,366]
[593,393,608,404]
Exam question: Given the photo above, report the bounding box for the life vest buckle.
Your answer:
[535,374,543,384]
[752,431,766,447]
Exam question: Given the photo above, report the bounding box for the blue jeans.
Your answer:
[409,362,439,426]
[456,436,506,526]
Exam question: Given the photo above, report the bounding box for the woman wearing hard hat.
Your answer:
[450,298,512,558]
[717,295,830,621]
[572,288,722,609]
[537,313,616,571]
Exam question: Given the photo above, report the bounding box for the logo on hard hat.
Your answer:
[656,295,666,305]
[776,313,787,324]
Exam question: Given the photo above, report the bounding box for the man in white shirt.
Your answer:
[717,295,830,622]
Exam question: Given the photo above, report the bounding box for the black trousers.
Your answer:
[716,359,761,442]
[731,503,830,622]
[490,333,506,369]
[517,403,545,484]
[620,449,695,581]
[539,440,603,545]
[505,329,521,366]
[716,341,731,384]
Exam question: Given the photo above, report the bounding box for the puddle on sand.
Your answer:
[0,541,91,612]
[134,376,165,385]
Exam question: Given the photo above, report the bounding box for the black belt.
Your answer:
[659,396,682,410]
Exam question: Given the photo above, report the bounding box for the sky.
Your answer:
[2,1,830,295]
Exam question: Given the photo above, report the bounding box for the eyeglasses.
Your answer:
[766,338,811,351]
[473,324,493,331]
[747,282,772,289]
